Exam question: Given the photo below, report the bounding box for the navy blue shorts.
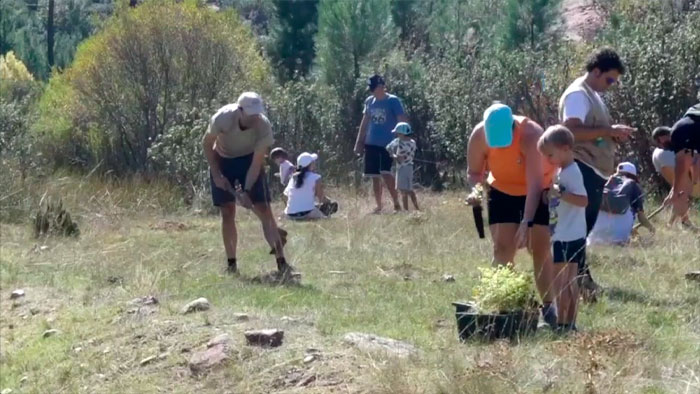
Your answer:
[552,238,586,265]
[364,145,393,176]
[210,153,271,207]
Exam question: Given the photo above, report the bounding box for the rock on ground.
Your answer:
[686,271,700,282]
[442,274,455,282]
[181,298,210,314]
[207,333,231,348]
[244,329,284,347]
[139,355,157,366]
[233,313,249,322]
[42,329,60,339]
[188,344,230,375]
[343,332,419,358]
[128,296,158,306]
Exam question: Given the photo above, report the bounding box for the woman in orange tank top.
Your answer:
[466,104,557,329]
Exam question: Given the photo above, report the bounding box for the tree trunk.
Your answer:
[47,0,55,69]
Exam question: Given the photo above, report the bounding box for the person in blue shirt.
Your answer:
[354,75,408,213]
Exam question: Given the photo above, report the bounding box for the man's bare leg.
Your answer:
[372,177,383,213]
[220,203,237,272]
[251,202,290,274]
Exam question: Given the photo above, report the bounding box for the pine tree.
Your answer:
[268,0,319,81]
[315,0,396,94]
[503,0,561,49]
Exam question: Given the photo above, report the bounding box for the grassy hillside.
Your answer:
[1,176,698,393]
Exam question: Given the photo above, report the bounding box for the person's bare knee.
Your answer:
[492,239,516,264]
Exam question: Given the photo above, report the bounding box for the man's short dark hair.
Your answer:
[585,48,625,74]
[652,126,672,141]
[368,74,385,91]
[270,147,288,160]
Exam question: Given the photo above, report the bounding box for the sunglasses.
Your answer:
[605,77,618,85]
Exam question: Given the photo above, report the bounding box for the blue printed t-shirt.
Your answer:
[363,94,405,147]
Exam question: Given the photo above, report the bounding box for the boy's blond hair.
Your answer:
[538,125,575,150]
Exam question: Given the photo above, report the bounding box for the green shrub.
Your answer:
[147,105,212,207]
[265,80,347,178]
[33,195,79,238]
[471,265,539,313]
[35,0,271,174]
[600,4,700,184]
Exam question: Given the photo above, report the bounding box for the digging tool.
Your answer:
[466,183,486,239]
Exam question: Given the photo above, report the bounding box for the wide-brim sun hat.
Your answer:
[483,103,514,148]
[392,122,412,135]
[237,92,264,115]
[297,152,318,168]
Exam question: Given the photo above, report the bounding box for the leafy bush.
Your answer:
[147,105,212,207]
[1,52,44,222]
[33,195,79,238]
[265,79,347,178]
[599,4,700,186]
[35,0,271,174]
[471,265,539,313]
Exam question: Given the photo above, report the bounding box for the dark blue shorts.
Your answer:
[553,238,586,265]
[364,145,393,176]
[210,153,271,207]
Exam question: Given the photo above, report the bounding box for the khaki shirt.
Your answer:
[208,104,274,158]
[559,76,615,176]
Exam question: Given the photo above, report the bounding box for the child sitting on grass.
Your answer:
[386,122,419,211]
[270,147,295,187]
[538,125,588,333]
[588,162,655,245]
[284,152,337,220]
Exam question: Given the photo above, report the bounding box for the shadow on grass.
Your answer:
[605,286,675,307]
[239,271,317,291]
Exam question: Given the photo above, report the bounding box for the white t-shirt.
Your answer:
[561,91,607,123]
[284,172,321,215]
[652,148,675,173]
[549,162,588,242]
[279,160,294,186]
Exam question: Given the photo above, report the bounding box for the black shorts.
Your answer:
[210,153,271,207]
[670,115,700,153]
[487,186,549,226]
[552,238,586,265]
[364,145,393,176]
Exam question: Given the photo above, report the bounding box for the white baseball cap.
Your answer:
[617,162,637,176]
[297,152,318,168]
[237,92,264,115]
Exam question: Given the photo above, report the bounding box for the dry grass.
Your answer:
[1,175,699,393]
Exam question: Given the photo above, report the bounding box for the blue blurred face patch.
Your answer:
[483,104,514,148]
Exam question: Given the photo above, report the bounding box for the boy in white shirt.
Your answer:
[386,122,419,211]
[538,125,588,333]
[270,147,295,186]
[284,152,334,220]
